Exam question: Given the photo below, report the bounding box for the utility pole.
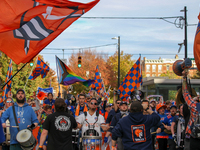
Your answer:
[181,6,187,58]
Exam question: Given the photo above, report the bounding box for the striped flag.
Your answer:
[1,60,12,102]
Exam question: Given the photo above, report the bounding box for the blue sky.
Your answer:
[40,0,200,71]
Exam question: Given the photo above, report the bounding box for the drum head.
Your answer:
[16,129,32,143]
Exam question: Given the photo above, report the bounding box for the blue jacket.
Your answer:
[1,103,39,144]
[0,117,5,144]
[109,112,129,132]
[44,99,55,106]
[106,109,120,124]
[163,115,174,139]
[156,114,168,138]
[112,112,160,150]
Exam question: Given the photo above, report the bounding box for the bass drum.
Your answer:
[16,129,36,150]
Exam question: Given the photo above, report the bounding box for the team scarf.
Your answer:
[75,104,88,117]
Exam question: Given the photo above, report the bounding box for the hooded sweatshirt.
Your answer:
[1,102,39,144]
[112,112,160,150]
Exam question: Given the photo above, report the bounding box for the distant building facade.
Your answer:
[141,55,197,77]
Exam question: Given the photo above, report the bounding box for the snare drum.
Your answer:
[16,129,36,150]
[82,136,102,150]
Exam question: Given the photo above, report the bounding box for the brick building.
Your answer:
[141,55,197,77]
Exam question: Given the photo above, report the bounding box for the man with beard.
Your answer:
[162,105,177,150]
[165,100,172,116]
[76,98,109,138]
[1,89,38,150]
[104,101,129,150]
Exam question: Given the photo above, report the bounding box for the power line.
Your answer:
[44,43,117,50]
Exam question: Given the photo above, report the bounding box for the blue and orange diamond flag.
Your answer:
[28,57,50,80]
[0,0,99,65]
[2,59,12,102]
[91,65,104,95]
[118,57,143,101]
[194,14,200,71]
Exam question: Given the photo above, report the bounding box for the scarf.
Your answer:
[75,104,88,117]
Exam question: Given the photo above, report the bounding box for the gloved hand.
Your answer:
[104,137,108,143]
[172,134,176,141]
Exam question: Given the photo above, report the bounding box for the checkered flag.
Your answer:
[118,57,143,101]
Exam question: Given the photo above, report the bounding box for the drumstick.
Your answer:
[6,126,19,128]
[101,125,114,128]
[151,132,157,134]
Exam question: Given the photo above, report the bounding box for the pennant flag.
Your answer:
[1,60,13,102]
[91,65,104,95]
[118,57,143,101]
[28,57,50,80]
[0,0,99,65]
[37,87,53,100]
[56,56,94,87]
[194,14,200,71]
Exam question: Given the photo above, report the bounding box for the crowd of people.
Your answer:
[0,69,200,150]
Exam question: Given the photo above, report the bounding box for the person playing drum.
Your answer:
[1,89,39,150]
[76,98,110,149]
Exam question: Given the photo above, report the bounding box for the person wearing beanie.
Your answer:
[1,89,39,150]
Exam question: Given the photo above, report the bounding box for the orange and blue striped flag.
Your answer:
[118,57,143,101]
[2,59,12,101]
[28,57,50,80]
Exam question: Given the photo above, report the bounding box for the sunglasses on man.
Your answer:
[90,102,98,105]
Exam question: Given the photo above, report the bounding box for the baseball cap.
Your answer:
[150,99,156,103]
[16,89,25,94]
[120,101,128,106]
[156,103,166,111]
[170,105,177,109]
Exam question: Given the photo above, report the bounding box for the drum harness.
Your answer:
[83,111,99,136]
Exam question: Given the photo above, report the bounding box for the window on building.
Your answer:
[146,65,150,72]
[158,65,162,72]
[146,74,150,77]
[152,65,156,72]
[166,65,170,71]
[152,74,156,77]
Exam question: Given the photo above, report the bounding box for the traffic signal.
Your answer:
[29,59,34,66]
[78,56,81,68]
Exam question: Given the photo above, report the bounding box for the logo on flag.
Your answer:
[36,87,53,100]
[0,0,99,64]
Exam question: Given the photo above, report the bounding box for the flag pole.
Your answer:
[55,56,60,96]
[139,54,142,90]
[3,59,12,100]
[2,63,28,89]
[24,56,38,91]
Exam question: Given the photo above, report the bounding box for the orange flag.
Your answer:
[0,0,99,64]
[194,14,200,71]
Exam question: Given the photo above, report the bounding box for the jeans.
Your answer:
[10,144,22,150]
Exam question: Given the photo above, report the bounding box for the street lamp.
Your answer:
[112,36,120,88]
